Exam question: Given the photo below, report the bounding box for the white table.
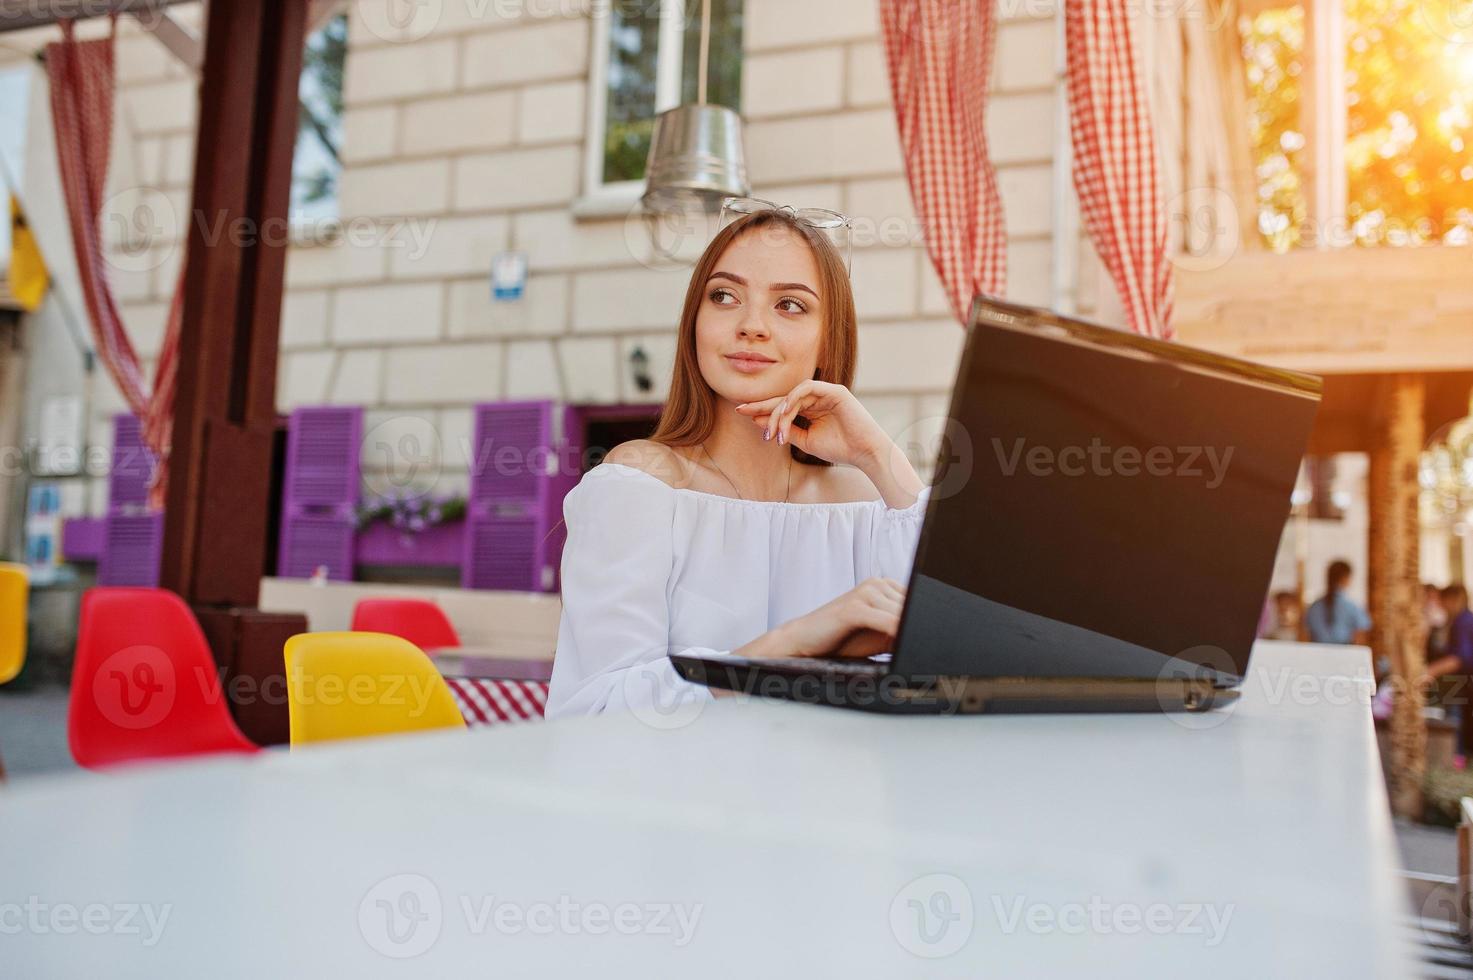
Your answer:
[0,643,1414,977]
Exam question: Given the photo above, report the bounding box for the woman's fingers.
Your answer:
[854,605,901,638]
[745,412,780,440]
[738,382,855,445]
[775,396,813,446]
[834,628,893,659]
[859,588,902,617]
[848,589,901,626]
[861,577,907,607]
[877,578,907,605]
[763,381,815,441]
[777,391,839,446]
[766,391,805,442]
[734,396,784,417]
[737,400,803,443]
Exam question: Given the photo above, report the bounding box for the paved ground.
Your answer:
[1397,819,1459,878]
[0,687,77,779]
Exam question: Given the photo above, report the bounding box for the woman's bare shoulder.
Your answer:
[603,440,696,489]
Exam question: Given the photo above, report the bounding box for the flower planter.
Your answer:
[355,519,466,567]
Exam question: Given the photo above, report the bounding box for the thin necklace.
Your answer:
[701,442,791,503]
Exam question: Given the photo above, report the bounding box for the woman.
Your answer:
[546,208,930,718]
[1303,559,1372,646]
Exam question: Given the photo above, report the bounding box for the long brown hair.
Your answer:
[649,209,857,466]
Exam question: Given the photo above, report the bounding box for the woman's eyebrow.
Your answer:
[707,271,819,301]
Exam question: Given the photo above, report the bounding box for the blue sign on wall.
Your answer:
[491,251,527,302]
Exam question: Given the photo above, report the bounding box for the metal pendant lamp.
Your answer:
[641,0,750,215]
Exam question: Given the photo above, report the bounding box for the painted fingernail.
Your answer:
[778,431,785,445]
[764,430,771,441]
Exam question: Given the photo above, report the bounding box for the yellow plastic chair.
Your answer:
[0,562,29,685]
[283,631,466,747]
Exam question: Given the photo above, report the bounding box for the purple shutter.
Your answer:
[277,406,362,580]
[462,400,558,592]
[98,413,163,586]
[97,513,164,586]
[107,413,157,508]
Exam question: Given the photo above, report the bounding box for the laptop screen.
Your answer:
[894,299,1322,684]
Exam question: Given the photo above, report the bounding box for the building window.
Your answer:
[1240,0,1473,250]
[587,0,743,200]
[1240,6,1306,252]
[291,12,346,224]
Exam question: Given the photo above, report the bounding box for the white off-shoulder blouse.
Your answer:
[546,461,931,719]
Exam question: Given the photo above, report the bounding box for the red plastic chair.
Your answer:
[69,587,259,770]
[350,598,461,652]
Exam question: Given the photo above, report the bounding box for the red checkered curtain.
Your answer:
[47,20,184,506]
[1065,0,1175,339]
[879,0,1006,323]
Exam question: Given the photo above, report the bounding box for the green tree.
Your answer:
[294,13,346,210]
[1241,0,1473,248]
[1344,0,1473,244]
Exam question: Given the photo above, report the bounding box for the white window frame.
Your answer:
[1302,0,1347,249]
[578,0,692,218]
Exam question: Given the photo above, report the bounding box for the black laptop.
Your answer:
[670,296,1323,714]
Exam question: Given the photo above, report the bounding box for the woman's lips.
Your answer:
[725,353,776,373]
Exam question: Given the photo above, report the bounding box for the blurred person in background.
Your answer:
[1270,590,1302,641]
[1423,585,1473,687]
[1426,582,1451,660]
[1419,585,1473,765]
[1305,560,1372,645]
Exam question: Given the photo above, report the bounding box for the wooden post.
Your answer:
[1369,374,1428,819]
[158,0,308,743]
[161,0,304,601]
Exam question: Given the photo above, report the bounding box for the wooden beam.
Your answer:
[1304,372,1473,454]
[160,0,305,605]
[0,0,193,33]
[132,9,200,74]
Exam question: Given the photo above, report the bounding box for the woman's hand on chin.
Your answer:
[734,380,889,468]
